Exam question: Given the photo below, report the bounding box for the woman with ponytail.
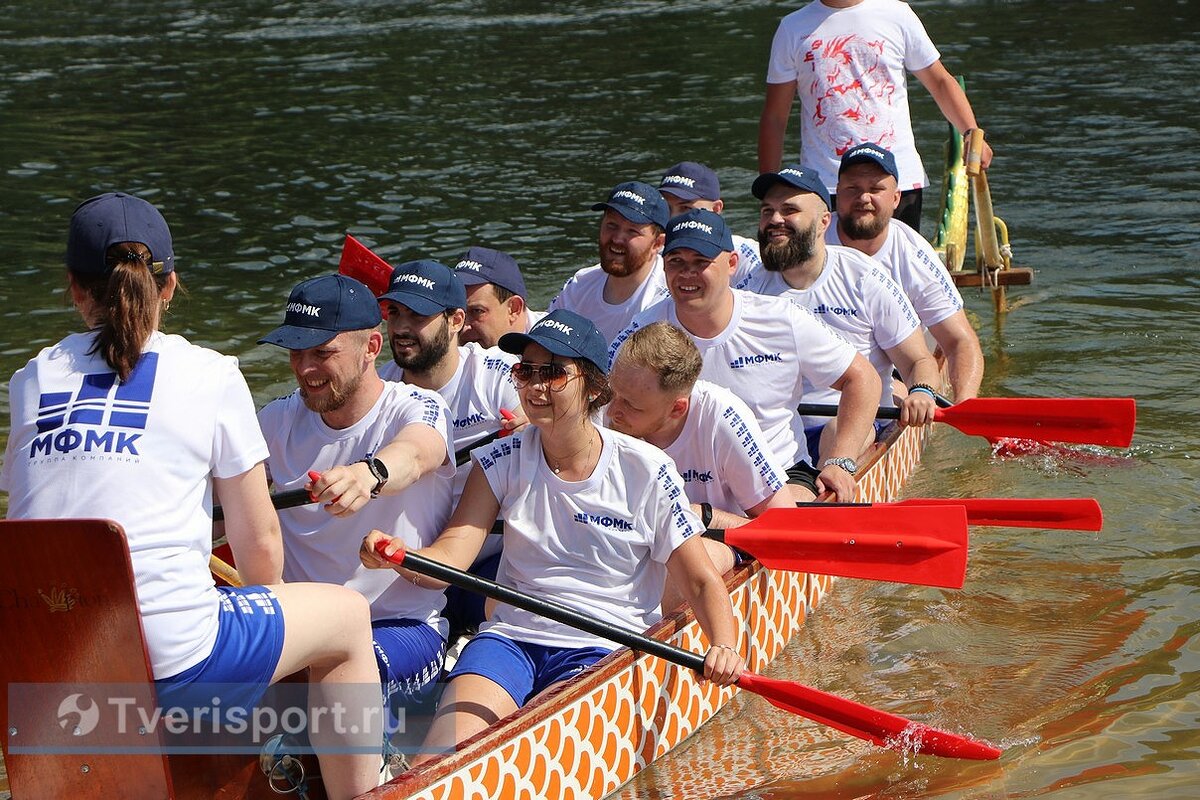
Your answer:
[1,193,381,799]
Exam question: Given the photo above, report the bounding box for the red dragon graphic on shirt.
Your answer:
[803,34,897,157]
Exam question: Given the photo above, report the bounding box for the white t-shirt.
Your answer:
[657,381,787,514]
[766,0,941,192]
[730,234,763,289]
[738,245,919,411]
[379,343,519,503]
[257,381,456,638]
[524,309,548,331]
[548,256,670,345]
[472,426,701,650]
[610,291,857,468]
[1,331,267,679]
[828,217,964,328]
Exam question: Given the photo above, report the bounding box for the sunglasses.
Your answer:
[511,361,581,392]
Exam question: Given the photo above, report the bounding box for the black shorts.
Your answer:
[785,459,820,494]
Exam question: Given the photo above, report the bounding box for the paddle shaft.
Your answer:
[212,428,508,521]
[381,544,1001,759]
[401,548,707,671]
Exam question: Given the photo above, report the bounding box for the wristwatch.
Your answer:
[360,456,389,497]
[820,456,858,476]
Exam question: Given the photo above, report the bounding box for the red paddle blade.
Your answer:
[338,233,393,296]
[938,397,1136,447]
[894,498,1103,531]
[723,506,968,589]
[737,671,1002,760]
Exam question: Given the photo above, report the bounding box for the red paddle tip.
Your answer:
[373,538,406,564]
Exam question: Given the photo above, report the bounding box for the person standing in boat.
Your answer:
[256,274,457,713]
[829,144,984,400]
[548,181,670,343]
[757,0,993,231]
[606,321,794,595]
[740,164,940,463]
[360,309,744,761]
[608,209,880,503]
[658,160,763,287]
[453,245,546,348]
[0,193,381,799]
[375,258,524,636]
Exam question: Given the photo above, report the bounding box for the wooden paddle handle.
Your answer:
[965,128,987,177]
[209,554,244,588]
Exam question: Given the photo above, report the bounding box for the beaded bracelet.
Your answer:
[909,384,938,399]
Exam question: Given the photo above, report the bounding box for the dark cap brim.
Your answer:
[663,237,729,258]
[592,201,659,227]
[498,331,608,374]
[659,185,706,202]
[258,325,341,351]
[377,290,454,315]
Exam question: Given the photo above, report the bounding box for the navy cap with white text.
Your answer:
[590,181,670,229]
[498,309,610,375]
[751,165,831,209]
[378,259,467,316]
[454,246,528,298]
[839,143,899,180]
[662,208,734,258]
[658,161,721,202]
[259,274,381,350]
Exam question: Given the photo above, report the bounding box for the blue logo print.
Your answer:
[29,354,158,458]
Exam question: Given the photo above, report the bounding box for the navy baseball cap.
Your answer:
[751,165,832,209]
[839,143,899,180]
[378,260,467,315]
[663,209,735,258]
[590,181,670,229]
[259,274,381,350]
[659,161,721,202]
[67,192,175,276]
[498,309,610,375]
[454,246,528,298]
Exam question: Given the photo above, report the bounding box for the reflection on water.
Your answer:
[2,1,1198,798]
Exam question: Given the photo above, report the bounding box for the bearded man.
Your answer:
[828,143,984,400]
[257,273,457,710]
[738,165,940,462]
[548,180,670,343]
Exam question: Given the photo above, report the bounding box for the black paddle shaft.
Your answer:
[401,550,708,674]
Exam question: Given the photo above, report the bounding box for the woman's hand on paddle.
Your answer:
[702,644,744,687]
[308,465,373,516]
[499,407,527,436]
[900,390,937,428]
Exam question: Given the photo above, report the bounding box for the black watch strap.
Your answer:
[360,456,388,497]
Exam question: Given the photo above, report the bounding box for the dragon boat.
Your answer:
[0,415,933,800]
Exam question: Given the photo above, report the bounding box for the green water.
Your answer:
[2,1,1198,797]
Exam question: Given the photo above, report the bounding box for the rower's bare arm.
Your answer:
[887,329,940,427]
[312,422,448,516]
[360,463,499,589]
[929,311,984,400]
[665,535,744,686]
[914,61,993,169]
[215,462,283,586]
[758,81,796,173]
[819,354,881,501]
[747,486,796,517]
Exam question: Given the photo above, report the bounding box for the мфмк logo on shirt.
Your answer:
[573,511,634,531]
[28,354,158,461]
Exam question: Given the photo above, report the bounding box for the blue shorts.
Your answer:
[804,420,888,465]
[372,618,446,704]
[448,632,611,707]
[155,586,285,716]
